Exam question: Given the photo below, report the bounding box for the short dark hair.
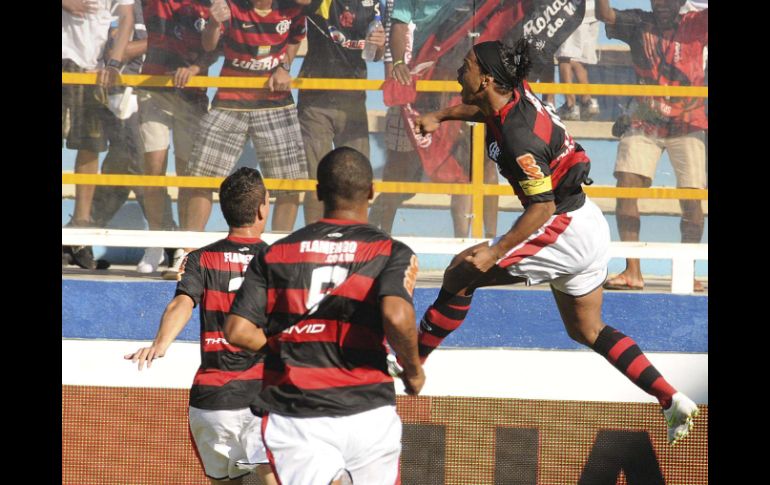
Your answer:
[316,147,373,207]
[219,167,266,227]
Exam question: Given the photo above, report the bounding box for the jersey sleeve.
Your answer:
[174,250,204,306]
[377,240,418,304]
[229,247,269,330]
[605,9,644,44]
[502,124,555,204]
[289,9,309,44]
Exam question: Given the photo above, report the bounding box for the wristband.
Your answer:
[106,58,124,70]
[278,62,291,72]
[393,59,405,67]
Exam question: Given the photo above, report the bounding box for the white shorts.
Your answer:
[262,405,402,485]
[188,406,268,481]
[554,21,600,65]
[494,197,610,296]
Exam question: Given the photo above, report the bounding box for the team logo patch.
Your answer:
[194,17,207,32]
[519,176,553,196]
[516,153,545,180]
[488,141,501,161]
[403,254,419,296]
[276,19,291,35]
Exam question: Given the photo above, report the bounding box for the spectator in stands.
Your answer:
[62,0,135,269]
[554,0,601,121]
[137,0,221,279]
[595,0,707,292]
[369,0,500,238]
[87,2,177,266]
[125,167,277,485]
[176,0,314,281]
[297,0,385,224]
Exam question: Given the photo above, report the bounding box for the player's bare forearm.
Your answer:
[124,295,194,369]
[493,200,555,257]
[595,0,616,24]
[224,314,268,352]
[435,103,485,123]
[381,296,424,394]
[123,39,148,62]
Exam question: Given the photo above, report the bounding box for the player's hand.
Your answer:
[366,26,386,48]
[393,62,411,85]
[209,0,231,23]
[414,112,441,136]
[464,244,501,273]
[400,366,425,396]
[173,65,201,88]
[268,66,292,92]
[97,67,120,88]
[124,345,166,371]
[63,0,97,18]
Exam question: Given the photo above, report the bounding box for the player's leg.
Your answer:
[417,243,526,361]
[188,407,255,484]
[345,405,402,485]
[262,412,348,485]
[550,284,699,445]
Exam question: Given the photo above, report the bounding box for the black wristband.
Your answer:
[278,62,291,72]
[106,58,124,70]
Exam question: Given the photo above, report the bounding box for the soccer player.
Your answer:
[224,147,424,484]
[124,168,277,485]
[412,39,699,446]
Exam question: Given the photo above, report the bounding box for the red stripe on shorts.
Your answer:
[498,213,571,268]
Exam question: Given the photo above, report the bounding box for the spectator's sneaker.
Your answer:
[663,392,700,446]
[66,245,110,270]
[136,247,165,274]
[62,246,73,266]
[556,103,581,121]
[580,98,601,120]
[162,248,188,281]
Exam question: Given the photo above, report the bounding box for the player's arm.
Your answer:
[467,200,556,273]
[224,314,268,352]
[382,295,424,395]
[225,249,271,352]
[124,294,195,370]
[414,104,485,135]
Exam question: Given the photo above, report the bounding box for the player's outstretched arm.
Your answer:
[381,296,425,395]
[124,295,195,370]
[224,314,268,352]
[414,104,485,135]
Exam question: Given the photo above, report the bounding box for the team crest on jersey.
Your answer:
[276,19,291,35]
[194,17,207,32]
[488,141,501,161]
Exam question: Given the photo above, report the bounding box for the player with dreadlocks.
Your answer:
[412,38,699,446]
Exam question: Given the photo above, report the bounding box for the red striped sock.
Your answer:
[418,289,472,362]
[591,325,676,408]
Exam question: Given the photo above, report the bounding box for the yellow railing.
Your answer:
[61,73,708,237]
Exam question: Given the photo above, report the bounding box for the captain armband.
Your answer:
[518,176,552,196]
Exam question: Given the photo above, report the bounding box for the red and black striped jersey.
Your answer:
[212,0,308,110]
[142,0,212,100]
[607,8,708,137]
[484,80,591,215]
[230,219,418,417]
[175,235,267,410]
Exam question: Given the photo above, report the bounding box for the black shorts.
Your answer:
[62,59,111,153]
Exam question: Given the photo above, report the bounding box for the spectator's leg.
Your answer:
[172,93,209,230]
[571,60,591,105]
[668,131,707,291]
[483,157,499,238]
[73,149,99,224]
[91,113,136,227]
[248,106,307,233]
[558,57,576,108]
[450,195,472,238]
[373,149,421,234]
[175,156,190,228]
[605,134,662,289]
[298,99,335,225]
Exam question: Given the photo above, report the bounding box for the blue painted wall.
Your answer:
[63,280,707,352]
